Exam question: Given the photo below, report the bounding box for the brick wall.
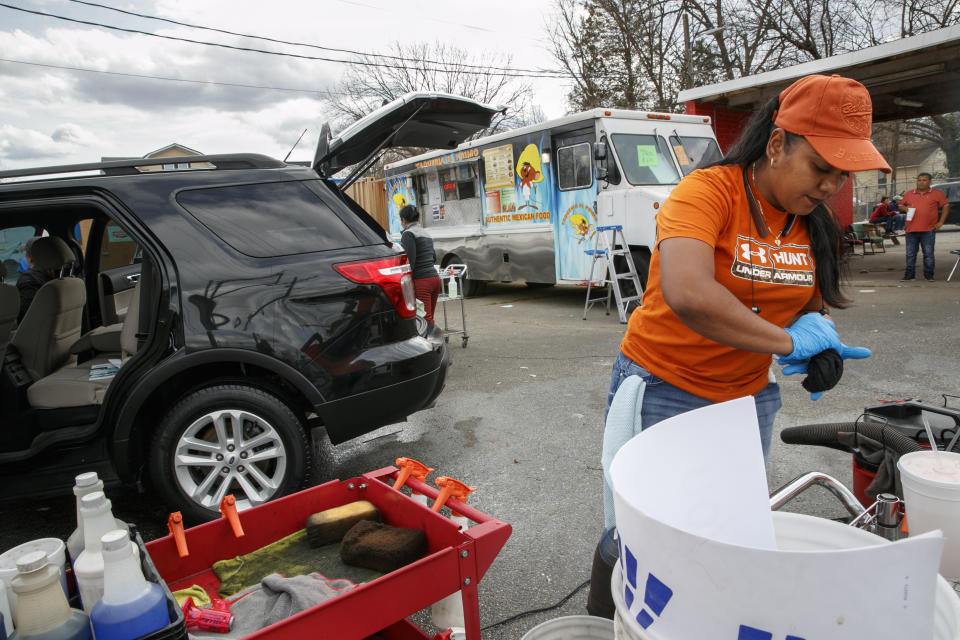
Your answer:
[827,179,854,229]
[685,100,752,152]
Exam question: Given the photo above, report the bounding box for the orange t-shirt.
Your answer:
[620,164,820,402]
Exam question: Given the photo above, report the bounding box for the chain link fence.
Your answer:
[853,177,960,222]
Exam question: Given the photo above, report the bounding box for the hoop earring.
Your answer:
[769,158,774,168]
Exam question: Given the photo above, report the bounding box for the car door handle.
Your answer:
[125,274,140,283]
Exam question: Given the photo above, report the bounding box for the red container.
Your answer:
[851,457,877,508]
[145,467,511,640]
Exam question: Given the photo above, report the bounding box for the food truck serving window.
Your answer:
[668,135,722,176]
[557,142,593,191]
[440,165,478,201]
[610,134,680,186]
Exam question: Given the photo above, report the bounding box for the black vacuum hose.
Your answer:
[781,421,923,456]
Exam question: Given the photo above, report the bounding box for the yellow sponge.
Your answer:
[305,500,380,547]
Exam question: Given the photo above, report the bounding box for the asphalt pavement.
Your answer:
[1,227,958,638]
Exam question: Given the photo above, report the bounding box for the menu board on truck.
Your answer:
[483,144,514,190]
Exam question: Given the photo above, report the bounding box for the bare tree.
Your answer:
[322,41,542,136]
[684,0,784,81]
[549,0,621,110]
[898,0,960,35]
[548,0,689,111]
[903,114,960,177]
[551,0,960,112]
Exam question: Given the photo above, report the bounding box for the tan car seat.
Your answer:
[10,237,85,380]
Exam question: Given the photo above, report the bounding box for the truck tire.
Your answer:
[614,248,651,300]
[631,248,651,290]
[444,254,486,297]
[148,383,311,523]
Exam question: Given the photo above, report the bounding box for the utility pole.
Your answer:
[682,12,692,90]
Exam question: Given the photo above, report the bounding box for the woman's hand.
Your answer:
[780,313,871,365]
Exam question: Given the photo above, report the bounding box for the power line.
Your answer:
[0,56,340,94]
[65,0,564,76]
[0,2,570,80]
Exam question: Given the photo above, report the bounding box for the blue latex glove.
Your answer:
[780,344,872,401]
[780,312,842,364]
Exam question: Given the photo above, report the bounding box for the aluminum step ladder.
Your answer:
[582,225,643,323]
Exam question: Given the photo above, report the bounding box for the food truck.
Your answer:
[383,108,721,295]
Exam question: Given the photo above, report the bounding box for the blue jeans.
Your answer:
[875,214,905,233]
[598,351,782,564]
[904,230,936,278]
[605,352,781,461]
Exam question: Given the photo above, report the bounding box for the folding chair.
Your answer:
[948,249,960,282]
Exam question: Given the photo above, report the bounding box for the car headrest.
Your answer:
[30,237,74,272]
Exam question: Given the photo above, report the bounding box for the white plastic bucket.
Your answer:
[612,511,960,639]
[0,537,68,630]
[521,615,614,639]
[899,450,960,579]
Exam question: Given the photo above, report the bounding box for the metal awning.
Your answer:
[678,24,960,123]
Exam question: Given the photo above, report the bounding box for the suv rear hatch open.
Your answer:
[313,92,503,185]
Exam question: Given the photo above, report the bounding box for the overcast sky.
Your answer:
[0,0,570,170]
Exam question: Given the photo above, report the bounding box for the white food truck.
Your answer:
[383,108,722,295]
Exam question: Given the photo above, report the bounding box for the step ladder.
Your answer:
[582,225,643,323]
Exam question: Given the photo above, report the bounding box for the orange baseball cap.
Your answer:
[774,74,891,174]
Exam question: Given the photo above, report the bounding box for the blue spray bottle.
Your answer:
[89,531,168,640]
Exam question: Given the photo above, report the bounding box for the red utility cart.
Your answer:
[145,467,511,639]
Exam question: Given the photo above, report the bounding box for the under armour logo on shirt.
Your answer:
[741,242,766,262]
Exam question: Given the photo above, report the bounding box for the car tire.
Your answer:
[148,383,311,523]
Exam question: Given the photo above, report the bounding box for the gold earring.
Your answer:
[770,158,774,168]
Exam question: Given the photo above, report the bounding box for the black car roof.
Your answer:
[0,154,285,183]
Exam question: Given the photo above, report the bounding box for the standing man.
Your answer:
[899,173,949,281]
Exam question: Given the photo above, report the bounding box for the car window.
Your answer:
[76,220,91,252]
[610,134,681,185]
[0,226,39,279]
[177,180,362,258]
[557,142,593,191]
[99,220,139,271]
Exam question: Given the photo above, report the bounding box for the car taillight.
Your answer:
[334,255,416,319]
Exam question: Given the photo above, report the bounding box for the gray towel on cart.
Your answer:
[189,572,355,640]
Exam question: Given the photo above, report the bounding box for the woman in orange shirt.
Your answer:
[588,74,887,618]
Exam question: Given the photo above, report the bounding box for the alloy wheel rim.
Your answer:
[173,408,287,511]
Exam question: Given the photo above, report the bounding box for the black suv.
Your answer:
[932,181,960,226]
[0,93,499,521]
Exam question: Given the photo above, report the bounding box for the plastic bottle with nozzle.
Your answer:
[447,269,458,299]
[430,476,475,633]
[66,473,102,565]
[393,458,434,507]
[89,530,168,640]
[66,474,127,566]
[8,550,91,640]
[73,493,136,614]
